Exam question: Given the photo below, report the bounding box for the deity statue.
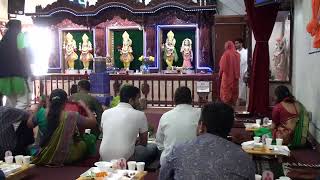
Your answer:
[272,37,288,81]
[163,30,178,69]
[119,31,134,70]
[79,33,93,70]
[63,32,78,70]
[180,38,193,68]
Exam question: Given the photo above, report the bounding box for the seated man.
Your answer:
[0,106,34,159]
[159,102,255,180]
[70,79,103,136]
[100,85,157,164]
[156,86,201,165]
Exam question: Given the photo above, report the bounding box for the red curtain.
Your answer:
[245,0,279,115]
[307,0,320,48]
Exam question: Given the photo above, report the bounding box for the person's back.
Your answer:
[159,102,255,180]
[70,80,103,136]
[156,87,201,165]
[100,102,147,161]
[165,133,254,179]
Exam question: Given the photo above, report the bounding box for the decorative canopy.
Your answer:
[26,0,217,26]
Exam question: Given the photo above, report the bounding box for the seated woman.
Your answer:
[30,89,96,166]
[272,85,309,146]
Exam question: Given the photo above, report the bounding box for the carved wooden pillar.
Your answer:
[140,81,150,109]
[95,27,106,56]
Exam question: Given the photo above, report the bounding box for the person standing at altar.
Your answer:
[234,38,248,105]
[0,20,31,110]
[219,41,240,106]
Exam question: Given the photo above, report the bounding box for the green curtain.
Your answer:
[64,31,94,70]
[113,30,144,70]
[161,29,196,69]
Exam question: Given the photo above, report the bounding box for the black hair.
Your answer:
[174,87,192,105]
[234,38,244,45]
[78,79,90,91]
[199,102,234,138]
[70,84,78,95]
[120,85,140,103]
[275,85,295,103]
[40,89,68,147]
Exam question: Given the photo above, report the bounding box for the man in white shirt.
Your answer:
[100,85,157,163]
[156,87,201,165]
[235,38,248,105]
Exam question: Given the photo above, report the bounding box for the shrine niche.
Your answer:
[26,0,216,73]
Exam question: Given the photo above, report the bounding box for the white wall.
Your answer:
[0,0,8,21]
[293,0,320,142]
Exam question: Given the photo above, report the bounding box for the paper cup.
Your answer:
[111,159,119,170]
[5,156,13,164]
[127,161,136,170]
[279,176,291,180]
[276,138,283,146]
[266,138,273,147]
[85,129,91,134]
[256,119,261,125]
[255,174,262,180]
[136,162,145,172]
[15,155,23,165]
[23,156,31,165]
[253,136,261,143]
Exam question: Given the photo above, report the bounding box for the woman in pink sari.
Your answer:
[272,86,299,145]
[219,41,240,106]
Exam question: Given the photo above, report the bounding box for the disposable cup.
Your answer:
[136,162,145,172]
[23,156,31,165]
[266,138,273,147]
[5,156,13,164]
[256,119,261,125]
[255,174,262,180]
[253,136,261,143]
[276,138,283,146]
[127,161,136,170]
[15,155,23,165]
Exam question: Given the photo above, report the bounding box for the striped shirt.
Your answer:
[0,106,29,158]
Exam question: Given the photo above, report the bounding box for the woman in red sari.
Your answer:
[272,85,300,145]
[219,41,240,106]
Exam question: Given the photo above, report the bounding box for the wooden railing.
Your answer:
[109,74,219,107]
[32,74,89,102]
[32,73,219,107]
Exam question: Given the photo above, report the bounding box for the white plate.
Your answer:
[94,161,112,168]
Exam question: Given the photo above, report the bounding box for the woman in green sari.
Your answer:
[31,89,96,166]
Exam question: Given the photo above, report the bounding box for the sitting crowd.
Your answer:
[0,81,309,179]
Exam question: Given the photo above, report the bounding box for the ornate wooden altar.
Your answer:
[27,0,219,106]
[26,0,217,73]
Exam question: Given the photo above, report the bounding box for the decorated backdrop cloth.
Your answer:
[245,0,279,115]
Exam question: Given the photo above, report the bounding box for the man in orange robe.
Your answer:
[219,41,240,106]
